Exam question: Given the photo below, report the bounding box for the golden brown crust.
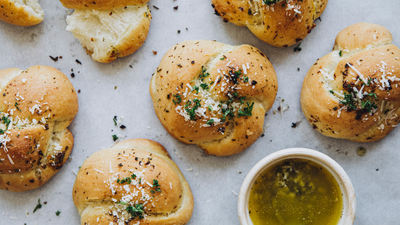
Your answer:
[301,23,400,142]
[0,65,78,192]
[150,40,278,156]
[0,0,43,26]
[72,139,194,225]
[60,0,150,9]
[211,0,329,47]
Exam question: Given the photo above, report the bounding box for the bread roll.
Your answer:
[0,0,44,26]
[73,139,194,225]
[0,65,78,192]
[301,23,400,142]
[66,4,151,63]
[60,0,149,10]
[150,40,278,156]
[211,0,328,47]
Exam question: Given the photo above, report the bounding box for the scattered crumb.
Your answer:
[49,55,59,62]
[276,98,289,116]
[174,149,183,159]
[65,9,72,15]
[335,149,348,156]
[357,146,367,157]
[291,121,301,128]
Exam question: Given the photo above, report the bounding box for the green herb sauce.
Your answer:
[249,159,343,225]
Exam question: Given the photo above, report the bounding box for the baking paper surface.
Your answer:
[0,0,399,224]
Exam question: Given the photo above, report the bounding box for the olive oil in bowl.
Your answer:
[248,158,343,225]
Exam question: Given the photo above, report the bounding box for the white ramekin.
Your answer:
[238,148,356,225]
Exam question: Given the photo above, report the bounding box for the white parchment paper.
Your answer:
[0,0,399,224]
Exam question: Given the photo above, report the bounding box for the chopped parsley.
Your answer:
[15,102,21,111]
[192,85,199,94]
[172,94,182,105]
[117,177,132,184]
[234,69,242,77]
[206,119,214,125]
[0,129,3,134]
[329,90,334,94]
[243,76,249,83]
[262,0,280,5]
[185,99,201,120]
[113,116,117,126]
[229,69,242,84]
[112,134,118,141]
[239,97,246,104]
[153,179,161,193]
[55,211,61,216]
[367,78,373,86]
[294,43,302,52]
[126,204,144,220]
[2,116,11,129]
[339,90,378,119]
[238,102,255,117]
[367,92,377,98]
[221,108,234,122]
[117,173,137,184]
[199,66,210,80]
[200,83,209,91]
[361,100,378,113]
[340,92,357,111]
[33,199,42,213]
[208,105,213,111]
[339,50,343,57]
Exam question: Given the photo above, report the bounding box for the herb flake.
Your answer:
[33,199,42,213]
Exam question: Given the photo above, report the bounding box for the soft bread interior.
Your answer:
[12,0,44,18]
[66,4,148,62]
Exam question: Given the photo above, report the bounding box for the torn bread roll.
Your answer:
[72,139,194,225]
[0,0,44,26]
[65,2,151,63]
[150,40,278,156]
[301,23,400,142]
[60,0,149,10]
[0,65,78,192]
[211,0,329,47]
